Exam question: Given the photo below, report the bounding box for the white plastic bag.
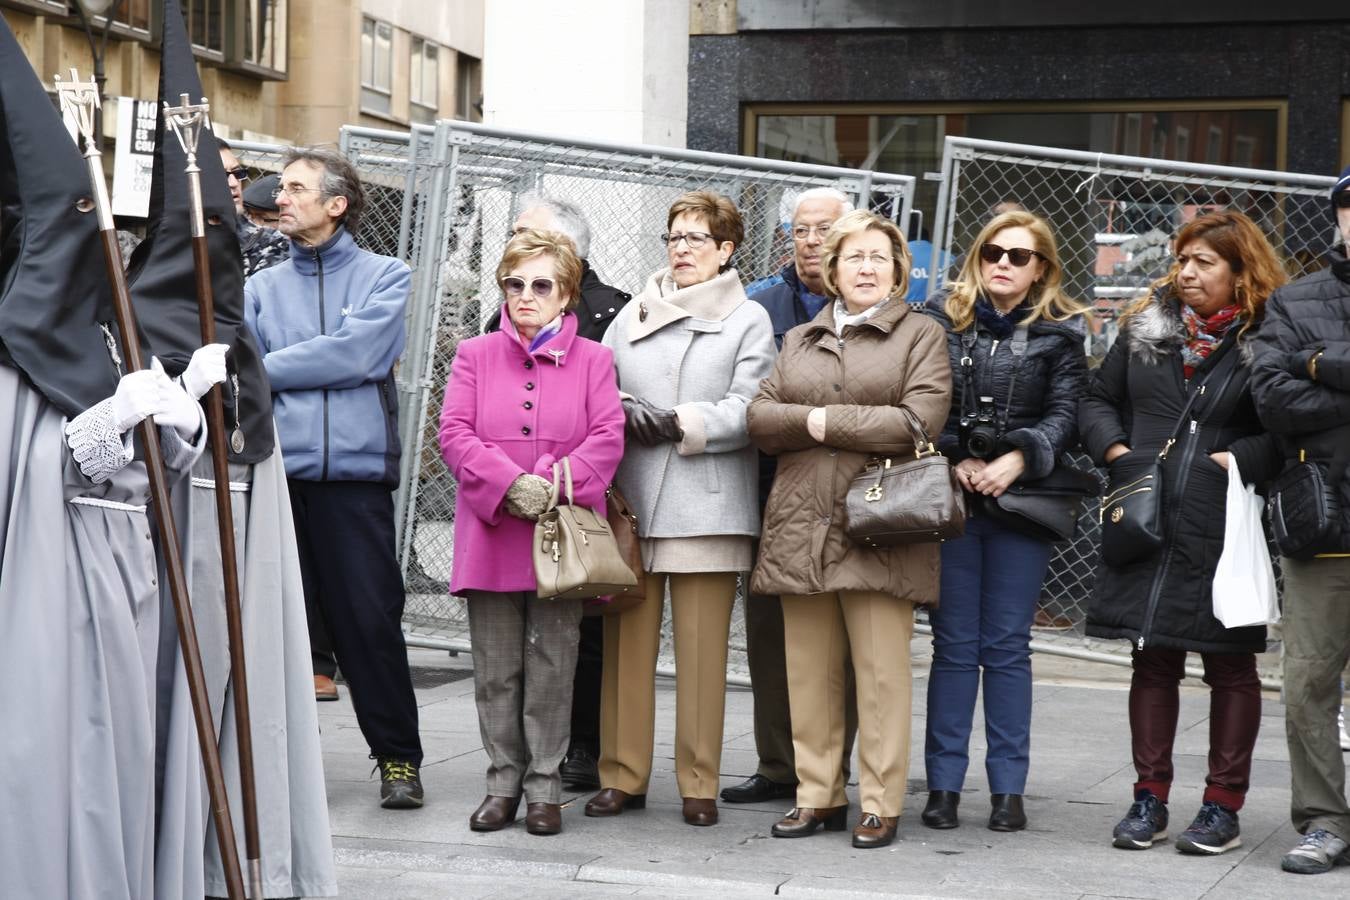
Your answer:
[1212,457,1280,628]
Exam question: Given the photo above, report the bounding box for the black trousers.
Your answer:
[289,479,423,764]
[569,614,604,754]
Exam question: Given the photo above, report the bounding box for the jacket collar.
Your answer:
[802,293,911,342]
[626,267,746,341]
[288,226,357,275]
[1127,288,1255,368]
[494,310,580,366]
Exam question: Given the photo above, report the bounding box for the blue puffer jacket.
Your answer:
[244,227,409,484]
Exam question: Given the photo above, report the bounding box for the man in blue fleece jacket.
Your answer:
[245,147,424,809]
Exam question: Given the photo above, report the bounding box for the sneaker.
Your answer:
[1112,790,1169,850]
[1282,829,1350,874]
[1175,801,1241,854]
[1339,706,1350,752]
[374,758,424,810]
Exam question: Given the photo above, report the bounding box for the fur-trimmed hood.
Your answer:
[1125,290,1257,367]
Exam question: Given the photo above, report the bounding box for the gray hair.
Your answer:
[793,187,853,220]
[281,147,367,236]
[517,192,591,258]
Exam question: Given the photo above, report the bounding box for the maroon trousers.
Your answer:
[1128,647,1262,811]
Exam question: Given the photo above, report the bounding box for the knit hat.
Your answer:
[1330,164,1350,217]
[243,174,280,212]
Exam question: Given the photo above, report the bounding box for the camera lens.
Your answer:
[966,425,997,459]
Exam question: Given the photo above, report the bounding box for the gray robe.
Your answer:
[0,366,201,900]
[155,438,337,899]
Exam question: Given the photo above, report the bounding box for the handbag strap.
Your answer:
[959,322,1030,441]
[1156,365,1222,461]
[549,458,577,508]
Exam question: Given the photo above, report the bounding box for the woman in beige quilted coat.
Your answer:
[747,209,951,850]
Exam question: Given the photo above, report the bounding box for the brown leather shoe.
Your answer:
[469,795,520,832]
[314,674,338,701]
[584,788,646,817]
[682,797,718,826]
[852,812,898,848]
[771,806,848,838]
[525,802,562,835]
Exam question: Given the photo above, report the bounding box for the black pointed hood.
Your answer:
[0,16,120,417]
[130,0,274,463]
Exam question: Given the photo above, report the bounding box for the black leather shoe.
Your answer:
[989,793,1027,832]
[559,747,601,791]
[921,790,960,829]
[719,773,797,804]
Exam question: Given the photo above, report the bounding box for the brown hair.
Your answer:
[820,209,912,300]
[666,190,745,270]
[1119,209,1287,337]
[944,210,1089,330]
[495,228,583,311]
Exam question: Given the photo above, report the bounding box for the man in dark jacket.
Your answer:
[721,187,857,805]
[485,194,629,791]
[1250,167,1350,876]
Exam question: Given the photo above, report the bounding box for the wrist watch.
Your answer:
[1308,349,1325,381]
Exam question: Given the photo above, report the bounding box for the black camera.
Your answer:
[960,395,1000,459]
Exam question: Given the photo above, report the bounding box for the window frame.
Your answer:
[360,16,394,117]
[223,0,289,80]
[409,35,438,123]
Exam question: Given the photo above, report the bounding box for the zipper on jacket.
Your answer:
[317,249,330,481]
[1135,362,1240,650]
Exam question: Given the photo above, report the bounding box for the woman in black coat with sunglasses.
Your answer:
[920,210,1090,833]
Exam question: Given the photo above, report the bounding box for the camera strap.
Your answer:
[959,322,1030,439]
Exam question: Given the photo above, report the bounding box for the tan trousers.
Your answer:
[598,571,738,799]
[781,590,914,817]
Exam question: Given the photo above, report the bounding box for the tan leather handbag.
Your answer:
[533,458,639,601]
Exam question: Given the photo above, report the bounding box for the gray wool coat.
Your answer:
[602,267,776,540]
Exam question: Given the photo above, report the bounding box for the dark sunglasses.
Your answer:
[979,243,1044,267]
[502,276,555,298]
[225,167,250,182]
[1334,192,1350,209]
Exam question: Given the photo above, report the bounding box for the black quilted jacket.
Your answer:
[1080,294,1282,654]
[922,292,1087,480]
[1250,248,1350,548]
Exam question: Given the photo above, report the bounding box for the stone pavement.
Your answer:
[313,640,1350,899]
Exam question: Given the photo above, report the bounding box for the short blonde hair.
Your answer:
[495,228,583,310]
[944,210,1089,330]
[820,210,912,300]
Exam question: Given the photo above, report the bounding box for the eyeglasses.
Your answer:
[1334,192,1350,209]
[271,184,323,201]
[791,223,834,241]
[225,167,250,182]
[502,276,556,298]
[661,231,714,249]
[979,243,1045,267]
[839,251,893,268]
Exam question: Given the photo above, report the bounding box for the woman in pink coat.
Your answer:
[439,228,625,836]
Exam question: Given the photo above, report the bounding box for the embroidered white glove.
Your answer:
[148,358,204,439]
[110,368,163,432]
[181,342,230,399]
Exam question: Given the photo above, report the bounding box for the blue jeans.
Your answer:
[924,513,1052,795]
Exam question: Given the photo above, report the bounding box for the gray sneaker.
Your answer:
[1281,829,1349,874]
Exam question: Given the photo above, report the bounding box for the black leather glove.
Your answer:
[622,397,683,446]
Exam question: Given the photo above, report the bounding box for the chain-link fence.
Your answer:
[930,136,1337,684]
[379,120,916,675]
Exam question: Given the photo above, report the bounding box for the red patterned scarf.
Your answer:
[1180,303,1241,379]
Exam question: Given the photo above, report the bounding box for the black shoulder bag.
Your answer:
[962,324,1100,543]
[1268,434,1349,560]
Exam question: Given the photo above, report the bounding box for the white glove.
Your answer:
[110,368,162,432]
[148,357,204,439]
[181,342,230,399]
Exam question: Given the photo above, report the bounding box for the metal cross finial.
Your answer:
[163,92,212,165]
[53,68,101,153]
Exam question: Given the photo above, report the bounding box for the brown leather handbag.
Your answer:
[583,485,648,616]
[843,408,966,547]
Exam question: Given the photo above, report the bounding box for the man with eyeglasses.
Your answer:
[218,138,288,277]
[1250,165,1350,876]
[482,193,630,793]
[244,147,425,811]
[721,187,860,806]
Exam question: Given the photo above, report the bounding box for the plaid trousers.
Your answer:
[465,591,583,803]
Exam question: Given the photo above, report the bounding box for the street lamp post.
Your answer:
[71,0,126,146]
